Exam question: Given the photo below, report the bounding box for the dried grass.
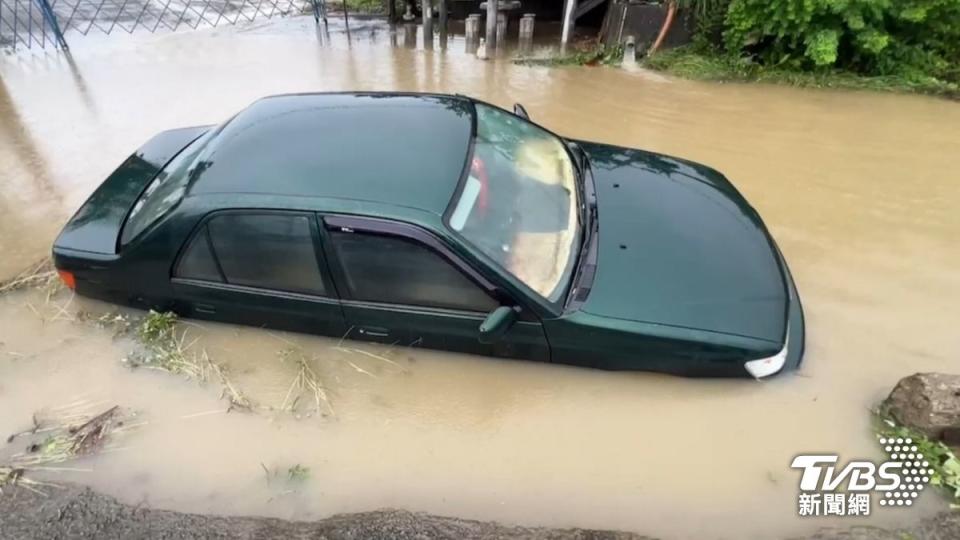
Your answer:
[121,311,212,379]
[0,259,59,296]
[210,360,256,412]
[0,466,56,496]
[2,404,135,495]
[110,310,257,412]
[8,405,129,467]
[278,348,335,418]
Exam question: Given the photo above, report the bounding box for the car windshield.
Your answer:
[120,130,215,246]
[448,104,581,303]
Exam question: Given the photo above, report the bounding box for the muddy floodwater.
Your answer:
[1,17,959,540]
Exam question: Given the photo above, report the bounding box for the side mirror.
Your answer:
[478,306,519,344]
[513,103,529,120]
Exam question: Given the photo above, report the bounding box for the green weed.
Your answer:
[875,411,960,507]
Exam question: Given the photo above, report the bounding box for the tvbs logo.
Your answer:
[790,437,933,517]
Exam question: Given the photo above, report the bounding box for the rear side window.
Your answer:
[329,231,497,312]
[176,228,222,282]
[121,130,215,246]
[176,213,328,296]
[208,214,327,295]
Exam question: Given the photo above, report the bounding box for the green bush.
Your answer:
[724,0,960,79]
[683,0,733,50]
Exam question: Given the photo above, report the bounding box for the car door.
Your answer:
[170,210,346,337]
[320,215,550,361]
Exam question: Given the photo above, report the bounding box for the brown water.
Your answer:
[1,17,959,539]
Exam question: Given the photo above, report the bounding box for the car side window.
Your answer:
[176,227,222,282]
[176,213,328,296]
[329,230,498,313]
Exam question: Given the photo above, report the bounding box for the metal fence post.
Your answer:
[35,0,69,49]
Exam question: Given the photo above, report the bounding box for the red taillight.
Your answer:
[58,270,76,290]
[471,157,489,214]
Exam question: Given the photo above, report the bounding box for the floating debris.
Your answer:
[2,404,137,494]
[278,347,335,418]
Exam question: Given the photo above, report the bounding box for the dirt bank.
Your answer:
[1,484,958,540]
[0,484,644,539]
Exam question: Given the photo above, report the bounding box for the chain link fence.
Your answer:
[1,0,326,50]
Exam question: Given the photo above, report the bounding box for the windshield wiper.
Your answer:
[566,142,590,235]
[564,142,598,309]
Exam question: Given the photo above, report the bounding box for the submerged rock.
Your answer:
[883,373,960,440]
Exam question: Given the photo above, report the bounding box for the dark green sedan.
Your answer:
[53,92,804,378]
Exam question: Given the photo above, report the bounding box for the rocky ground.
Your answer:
[0,484,644,540]
[1,483,959,540]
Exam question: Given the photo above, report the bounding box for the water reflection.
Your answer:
[402,23,416,49]
[0,76,64,276]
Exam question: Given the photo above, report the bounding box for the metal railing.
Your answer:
[1,0,326,50]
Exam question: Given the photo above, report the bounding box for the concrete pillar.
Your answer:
[465,14,481,41]
[438,0,447,27]
[518,13,534,55]
[518,13,534,40]
[485,0,498,51]
[496,12,507,46]
[423,15,433,49]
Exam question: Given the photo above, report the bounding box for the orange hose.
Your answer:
[648,1,677,56]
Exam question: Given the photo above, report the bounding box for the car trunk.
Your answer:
[53,126,209,255]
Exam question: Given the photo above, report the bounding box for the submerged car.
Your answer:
[53,92,804,378]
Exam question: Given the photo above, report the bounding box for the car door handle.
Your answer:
[194,304,217,315]
[358,326,390,338]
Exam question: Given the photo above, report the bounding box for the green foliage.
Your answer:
[137,310,177,345]
[724,0,960,79]
[875,413,960,506]
[127,310,218,380]
[287,464,310,482]
[645,45,960,97]
[805,29,840,66]
[343,0,384,13]
[681,0,733,50]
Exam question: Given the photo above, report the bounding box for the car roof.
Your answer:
[185,93,474,216]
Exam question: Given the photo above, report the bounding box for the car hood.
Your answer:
[577,142,787,344]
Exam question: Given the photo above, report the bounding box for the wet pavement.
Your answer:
[1,16,960,540]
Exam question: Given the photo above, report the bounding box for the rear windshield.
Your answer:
[120,130,214,247]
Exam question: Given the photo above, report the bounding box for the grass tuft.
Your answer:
[124,310,215,381]
[645,46,960,99]
[287,464,310,482]
[93,309,256,411]
[514,43,623,67]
